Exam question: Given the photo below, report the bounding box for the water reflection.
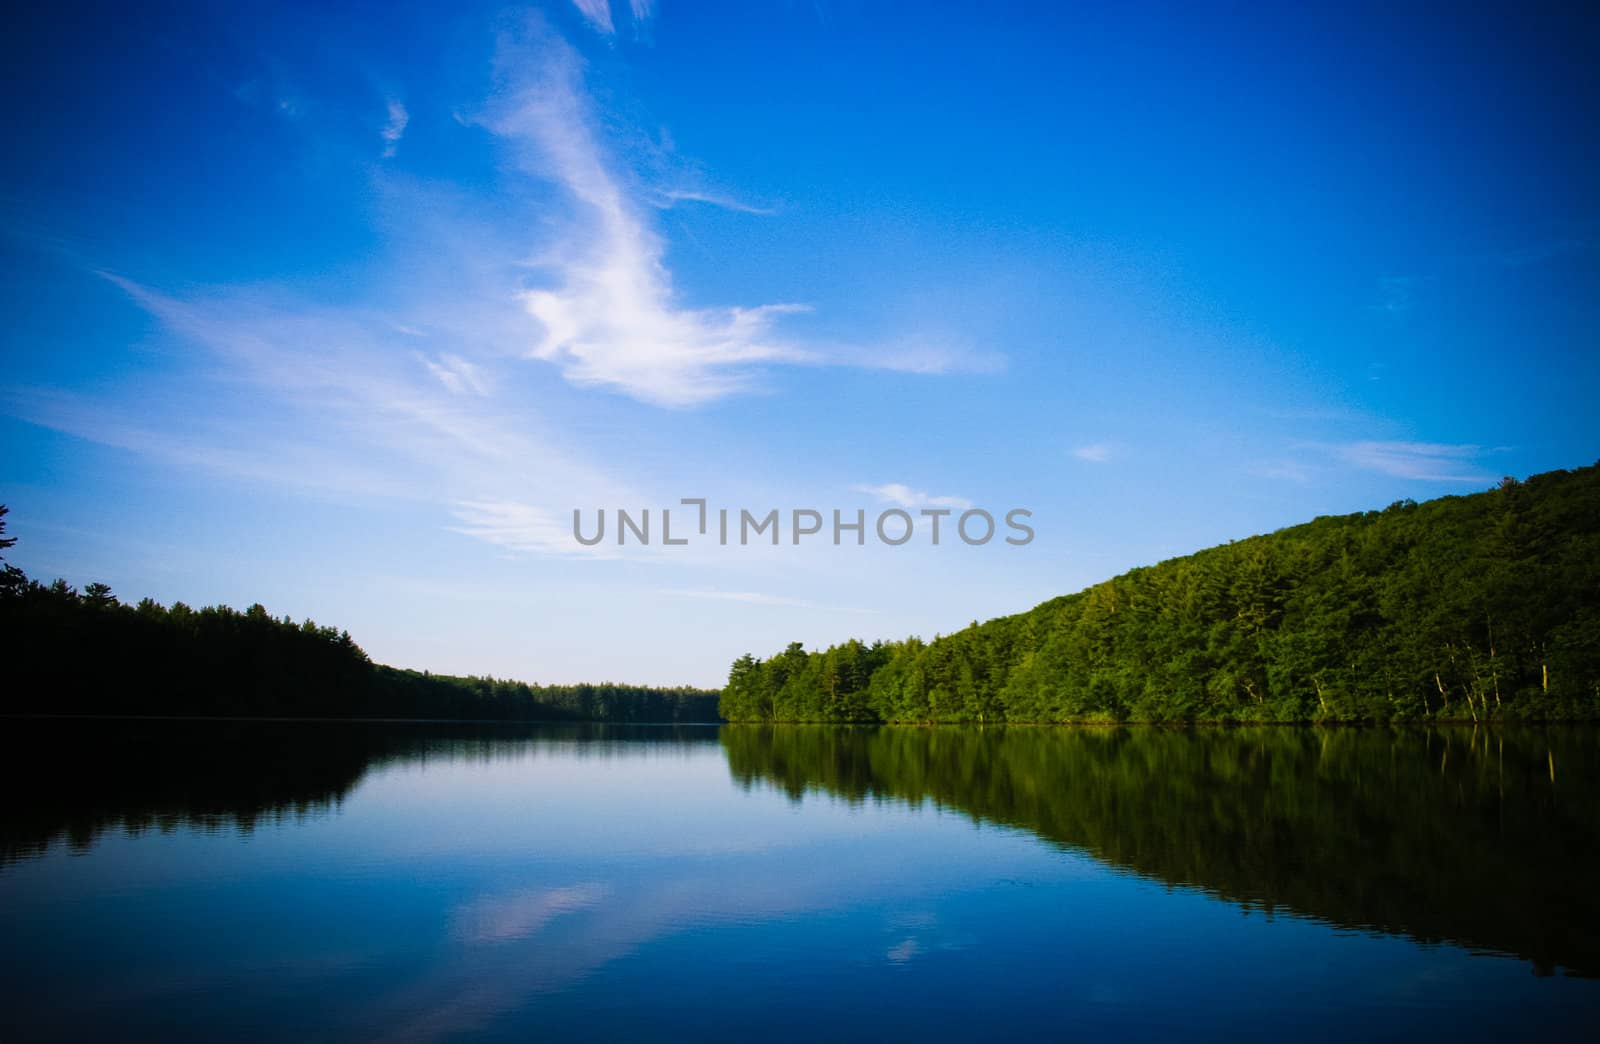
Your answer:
[4,719,1598,991]
[724,725,1600,977]
[0,721,717,867]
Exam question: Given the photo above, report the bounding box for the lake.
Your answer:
[2,721,1597,1041]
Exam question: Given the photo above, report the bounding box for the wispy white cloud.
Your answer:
[480,27,819,406]
[476,21,995,405]
[1072,443,1112,463]
[1,384,411,502]
[854,483,972,510]
[570,0,656,36]
[449,500,617,558]
[851,338,1005,376]
[569,0,615,35]
[20,17,994,569]
[65,274,636,558]
[419,352,491,396]
[648,187,778,215]
[1252,460,1312,484]
[380,98,409,157]
[1333,441,1493,482]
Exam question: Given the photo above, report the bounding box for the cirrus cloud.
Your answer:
[854,483,973,510]
[1333,441,1495,482]
[477,20,994,406]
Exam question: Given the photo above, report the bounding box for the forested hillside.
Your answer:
[0,508,718,722]
[721,463,1600,722]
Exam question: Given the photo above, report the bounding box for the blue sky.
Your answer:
[3,1,1596,686]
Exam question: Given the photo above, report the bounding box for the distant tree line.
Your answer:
[0,505,719,722]
[720,463,1600,722]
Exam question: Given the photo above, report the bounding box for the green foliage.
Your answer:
[721,463,1600,722]
[0,564,718,723]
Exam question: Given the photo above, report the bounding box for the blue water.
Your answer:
[1,722,1596,1041]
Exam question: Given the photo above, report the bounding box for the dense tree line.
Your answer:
[721,463,1600,722]
[0,506,719,722]
[723,724,1600,976]
[370,667,721,723]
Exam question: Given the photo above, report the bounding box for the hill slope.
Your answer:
[720,463,1600,722]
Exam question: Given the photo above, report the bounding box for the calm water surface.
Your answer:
[2,722,1597,1041]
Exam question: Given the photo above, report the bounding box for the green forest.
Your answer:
[721,463,1600,723]
[0,507,718,722]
